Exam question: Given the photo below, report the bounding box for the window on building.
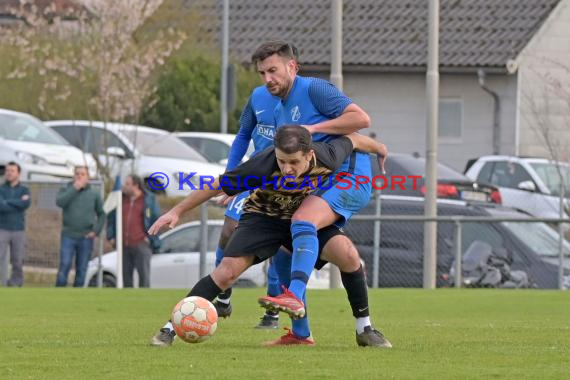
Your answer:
[439,99,463,140]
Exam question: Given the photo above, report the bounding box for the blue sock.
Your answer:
[273,249,292,288]
[292,293,311,338]
[215,246,224,267]
[267,259,281,297]
[288,221,318,300]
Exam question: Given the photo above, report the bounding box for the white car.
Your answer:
[0,109,96,181]
[174,132,254,166]
[46,121,225,197]
[85,218,333,289]
[85,220,266,288]
[465,155,570,219]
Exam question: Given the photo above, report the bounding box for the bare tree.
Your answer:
[1,0,189,190]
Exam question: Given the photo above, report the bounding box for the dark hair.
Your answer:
[74,165,88,174]
[274,125,312,154]
[7,161,21,173]
[128,174,144,191]
[252,40,299,65]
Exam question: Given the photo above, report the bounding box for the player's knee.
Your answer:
[214,259,240,288]
[325,237,361,273]
[291,210,314,224]
[341,249,362,273]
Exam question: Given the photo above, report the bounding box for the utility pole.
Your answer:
[329,0,343,289]
[423,0,440,289]
[220,0,229,134]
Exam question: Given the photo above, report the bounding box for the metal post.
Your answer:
[372,189,382,288]
[558,181,565,290]
[97,182,104,288]
[329,0,343,289]
[330,0,343,90]
[220,0,229,134]
[116,187,123,289]
[199,203,208,279]
[453,221,462,288]
[423,0,440,289]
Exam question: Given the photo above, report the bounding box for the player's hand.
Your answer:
[148,210,180,235]
[85,231,96,239]
[376,143,388,175]
[215,193,234,206]
[300,125,313,134]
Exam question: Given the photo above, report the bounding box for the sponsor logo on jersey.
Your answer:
[291,105,301,122]
[256,124,275,140]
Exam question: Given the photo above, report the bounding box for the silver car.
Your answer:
[85,220,266,288]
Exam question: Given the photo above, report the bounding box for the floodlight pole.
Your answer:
[329,0,343,289]
[423,0,440,289]
[220,0,229,134]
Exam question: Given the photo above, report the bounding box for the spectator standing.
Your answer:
[107,175,160,288]
[0,162,31,287]
[55,166,105,287]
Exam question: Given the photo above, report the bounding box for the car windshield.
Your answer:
[530,162,570,197]
[123,130,207,161]
[0,113,69,145]
[501,221,570,257]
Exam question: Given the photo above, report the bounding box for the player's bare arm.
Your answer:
[344,133,388,174]
[148,180,222,234]
[305,103,371,136]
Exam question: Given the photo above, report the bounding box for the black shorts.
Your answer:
[224,212,345,268]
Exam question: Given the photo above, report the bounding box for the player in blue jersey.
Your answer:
[211,46,301,329]
[249,41,382,344]
[212,85,286,329]
[149,127,391,348]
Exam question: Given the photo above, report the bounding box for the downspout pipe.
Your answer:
[478,69,501,155]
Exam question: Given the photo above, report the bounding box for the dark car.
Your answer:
[370,153,501,204]
[344,195,569,289]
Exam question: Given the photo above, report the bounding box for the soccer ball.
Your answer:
[171,296,218,343]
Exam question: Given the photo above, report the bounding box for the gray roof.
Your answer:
[194,0,561,70]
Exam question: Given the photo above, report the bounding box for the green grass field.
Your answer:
[1,288,569,379]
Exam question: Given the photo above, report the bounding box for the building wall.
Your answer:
[325,72,519,172]
[517,0,570,161]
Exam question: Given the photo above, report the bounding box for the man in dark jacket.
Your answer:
[55,166,105,287]
[0,162,31,287]
[107,174,161,288]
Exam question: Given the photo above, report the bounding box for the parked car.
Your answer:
[46,121,225,197]
[86,219,332,289]
[86,220,265,288]
[371,153,501,203]
[344,195,570,289]
[0,109,97,181]
[174,132,254,166]
[465,155,570,219]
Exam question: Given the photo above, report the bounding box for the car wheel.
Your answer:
[88,273,117,288]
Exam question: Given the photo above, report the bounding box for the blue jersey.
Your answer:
[274,76,371,178]
[226,86,279,170]
[274,76,372,226]
[225,85,279,221]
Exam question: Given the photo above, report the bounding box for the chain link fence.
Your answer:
[344,193,570,290]
[4,180,569,290]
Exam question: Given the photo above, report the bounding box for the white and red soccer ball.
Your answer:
[171,296,218,343]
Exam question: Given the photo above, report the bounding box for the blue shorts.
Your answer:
[314,152,373,227]
[224,191,250,221]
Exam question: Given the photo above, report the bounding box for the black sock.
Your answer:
[185,275,223,301]
[341,265,370,318]
[217,287,232,300]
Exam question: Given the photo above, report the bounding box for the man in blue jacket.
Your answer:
[0,162,31,287]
